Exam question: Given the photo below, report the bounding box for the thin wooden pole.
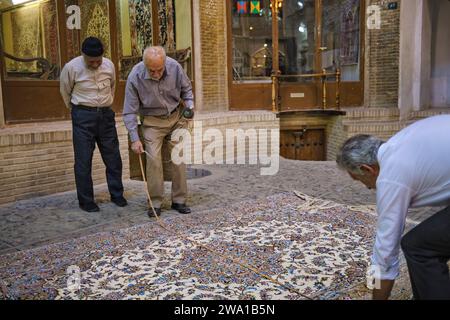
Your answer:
[336,68,341,110]
[271,0,281,113]
[321,69,326,110]
[271,0,280,75]
[272,74,278,112]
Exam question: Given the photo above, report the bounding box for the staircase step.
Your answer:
[343,120,413,140]
[410,108,450,119]
[345,121,407,131]
[343,107,400,121]
[342,107,450,140]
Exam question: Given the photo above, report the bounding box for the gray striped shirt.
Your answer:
[123,57,194,142]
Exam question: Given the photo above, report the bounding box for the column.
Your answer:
[398,0,432,119]
[0,72,5,128]
[192,0,203,112]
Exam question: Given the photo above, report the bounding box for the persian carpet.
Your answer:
[0,192,382,300]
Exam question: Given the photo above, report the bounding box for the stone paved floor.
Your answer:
[0,158,438,299]
[0,158,435,256]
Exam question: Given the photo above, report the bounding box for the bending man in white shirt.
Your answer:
[336,115,450,300]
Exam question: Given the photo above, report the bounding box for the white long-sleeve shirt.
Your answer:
[59,56,115,108]
[371,115,450,280]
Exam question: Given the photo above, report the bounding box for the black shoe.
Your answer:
[171,203,191,214]
[147,207,161,218]
[111,196,128,207]
[79,203,100,212]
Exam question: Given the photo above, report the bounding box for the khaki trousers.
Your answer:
[142,107,188,208]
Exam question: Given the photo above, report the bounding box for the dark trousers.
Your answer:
[401,206,450,300]
[71,106,124,206]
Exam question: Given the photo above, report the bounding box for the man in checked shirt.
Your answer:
[123,46,194,218]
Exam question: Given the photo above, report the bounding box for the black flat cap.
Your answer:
[81,37,104,57]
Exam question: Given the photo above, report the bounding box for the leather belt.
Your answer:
[152,105,180,118]
[72,104,111,112]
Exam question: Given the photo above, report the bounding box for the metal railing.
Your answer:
[271,68,341,113]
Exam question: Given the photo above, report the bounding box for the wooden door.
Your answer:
[280,128,325,161]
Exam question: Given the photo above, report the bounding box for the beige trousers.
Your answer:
[142,107,187,208]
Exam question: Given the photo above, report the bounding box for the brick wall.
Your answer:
[0,73,4,128]
[198,0,228,112]
[342,107,450,141]
[366,0,401,107]
[326,117,347,161]
[0,112,280,205]
[0,120,130,205]
[186,111,279,165]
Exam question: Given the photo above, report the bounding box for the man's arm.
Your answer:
[123,77,142,142]
[178,65,194,109]
[59,64,74,109]
[123,75,144,154]
[110,61,116,101]
[370,180,412,300]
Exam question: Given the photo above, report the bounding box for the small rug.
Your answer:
[0,192,380,300]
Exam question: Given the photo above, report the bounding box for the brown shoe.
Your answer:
[147,207,161,218]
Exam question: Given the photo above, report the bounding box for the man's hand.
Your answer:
[131,140,144,154]
[372,279,395,300]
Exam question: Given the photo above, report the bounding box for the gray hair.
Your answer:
[336,134,384,174]
[143,46,166,61]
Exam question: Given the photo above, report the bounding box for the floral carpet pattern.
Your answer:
[0,193,379,300]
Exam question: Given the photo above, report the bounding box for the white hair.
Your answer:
[143,46,166,61]
[336,134,384,174]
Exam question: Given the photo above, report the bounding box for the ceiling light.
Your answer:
[298,24,306,33]
[12,0,30,4]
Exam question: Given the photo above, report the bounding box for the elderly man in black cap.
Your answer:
[60,37,127,212]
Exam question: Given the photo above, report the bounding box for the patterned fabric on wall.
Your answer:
[118,0,152,79]
[80,0,111,58]
[65,0,81,61]
[5,0,60,79]
[10,4,40,71]
[127,1,138,57]
[157,0,176,52]
[40,1,59,66]
[129,0,153,56]
[340,0,360,65]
